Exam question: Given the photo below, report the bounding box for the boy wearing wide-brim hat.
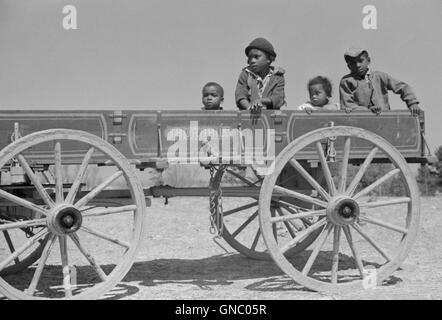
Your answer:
[235,37,286,111]
[339,48,421,115]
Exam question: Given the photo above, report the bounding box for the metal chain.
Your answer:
[208,164,226,237]
[326,121,336,162]
[326,136,337,162]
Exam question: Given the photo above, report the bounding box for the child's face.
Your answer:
[309,84,329,107]
[202,86,223,109]
[346,54,370,77]
[247,49,271,74]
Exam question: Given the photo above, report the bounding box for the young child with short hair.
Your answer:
[235,37,286,111]
[298,76,339,114]
[339,48,421,115]
[201,82,224,110]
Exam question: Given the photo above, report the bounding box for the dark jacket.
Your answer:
[235,67,286,109]
[339,70,419,111]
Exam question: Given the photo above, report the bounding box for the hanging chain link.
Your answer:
[208,164,226,237]
[326,121,336,162]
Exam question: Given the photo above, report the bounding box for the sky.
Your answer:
[0,0,441,151]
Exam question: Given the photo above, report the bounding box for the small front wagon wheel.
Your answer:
[0,129,146,300]
[259,126,419,293]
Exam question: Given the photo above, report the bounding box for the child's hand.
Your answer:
[303,106,314,115]
[409,104,421,116]
[369,105,381,115]
[251,99,264,113]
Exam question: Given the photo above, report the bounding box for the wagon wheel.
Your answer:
[212,166,322,260]
[0,129,146,300]
[0,217,48,276]
[259,126,419,293]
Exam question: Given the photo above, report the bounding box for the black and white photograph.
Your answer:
[0,0,441,304]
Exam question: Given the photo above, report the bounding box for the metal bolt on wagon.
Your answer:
[0,107,430,299]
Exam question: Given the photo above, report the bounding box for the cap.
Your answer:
[245,38,277,58]
[344,48,368,60]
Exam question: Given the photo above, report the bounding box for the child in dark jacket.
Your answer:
[235,37,286,111]
[339,48,421,115]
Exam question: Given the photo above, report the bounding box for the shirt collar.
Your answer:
[244,67,274,81]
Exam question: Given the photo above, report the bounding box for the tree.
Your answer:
[416,164,438,196]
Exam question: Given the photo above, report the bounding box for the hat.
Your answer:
[245,38,277,58]
[344,48,368,60]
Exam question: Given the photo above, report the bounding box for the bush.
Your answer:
[416,165,438,196]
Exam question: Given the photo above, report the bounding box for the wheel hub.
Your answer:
[47,205,83,235]
[326,196,360,226]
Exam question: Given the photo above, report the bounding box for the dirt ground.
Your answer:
[99,195,442,300]
[1,194,442,300]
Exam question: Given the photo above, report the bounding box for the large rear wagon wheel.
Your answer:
[0,129,146,300]
[259,126,419,293]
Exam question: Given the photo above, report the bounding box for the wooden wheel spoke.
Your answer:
[0,218,46,232]
[54,142,64,204]
[0,228,48,272]
[16,154,55,208]
[353,168,400,200]
[331,226,341,284]
[276,207,300,234]
[302,223,333,275]
[352,223,391,262]
[69,233,107,281]
[345,147,378,196]
[65,147,95,204]
[289,159,330,200]
[226,169,256,187]
[277,173,301,188]
[338,137,351,193]
[342,226,365,279]
[274,186,328,208]
[75,171,123,208]
[0,191,49,218]
[2,231,19,264]
[223,201,258,217]
[27,234,56,296]
[315,142,336,196]
[276,200,309,213]
[80,226,131,249]
[82,205,137,218]
[270,208,325,224]
[359,197,411,209]
[59,236,72,298]
[280,219,327,254]
[271,209,277,241]
[250,228,261,251]
[232,210,258,238]
[359,216,408,234]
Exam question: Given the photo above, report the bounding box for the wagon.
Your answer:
[0,108,429,299]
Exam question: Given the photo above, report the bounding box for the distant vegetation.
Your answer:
[416,145,442,196]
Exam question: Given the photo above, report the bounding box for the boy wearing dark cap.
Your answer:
[339,48,421,115]
[235,37,286,111]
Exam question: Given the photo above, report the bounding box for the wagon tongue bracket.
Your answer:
[47,205,83,235]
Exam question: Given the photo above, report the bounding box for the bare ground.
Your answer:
[1,195,442,300]
[106,195,442,300]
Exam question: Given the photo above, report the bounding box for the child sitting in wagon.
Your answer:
[201,82,224,110]
[298,76,340,114]
[339,48,421,116]
[235,37,286,112]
